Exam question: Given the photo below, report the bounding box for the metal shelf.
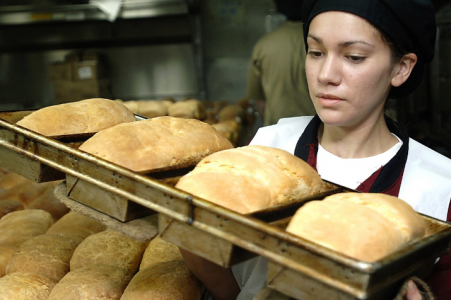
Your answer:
[0,0,191,25]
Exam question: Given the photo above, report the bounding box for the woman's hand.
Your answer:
[406,280,423,300]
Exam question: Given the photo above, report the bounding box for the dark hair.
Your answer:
[377,27,408,66]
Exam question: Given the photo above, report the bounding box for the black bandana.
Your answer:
[301,0,436,99]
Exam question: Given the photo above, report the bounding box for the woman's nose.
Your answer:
[318,55,341,86]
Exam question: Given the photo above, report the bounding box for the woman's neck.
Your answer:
[318,114,399,159]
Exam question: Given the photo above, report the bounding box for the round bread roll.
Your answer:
[137,100,170,118]
[0,272,57,300]
[0,200,24,219]
[0,245,17,277]
[0,180,50,208]
[7,234,79,282]
[16,98,135,136]
[70,229,147,275]
[0,209,54,248]
[47,265,132,300]
[139,235,183,270]
[0,172,29,191]
[286,193,428,262]
[175,145,327,214]
[79,116,233,172]
[28,185,70,221]
[167,99,206,120]
[121,260,203,300]
[46,211,106,245]
[119,100,139,114]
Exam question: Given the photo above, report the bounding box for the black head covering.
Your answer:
[274,0,303,21]
[301,0,437,99]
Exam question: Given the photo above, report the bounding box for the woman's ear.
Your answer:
[391,53,418,87]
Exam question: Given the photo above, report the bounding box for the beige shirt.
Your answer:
[246,21,315,126]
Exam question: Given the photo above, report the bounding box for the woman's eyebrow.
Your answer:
[307,33,375,48]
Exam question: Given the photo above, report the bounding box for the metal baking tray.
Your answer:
[0,110,122,182]
[1,110,450,299]
[65,164,196,222]
[158,186,342,267]
[266,214,451,300]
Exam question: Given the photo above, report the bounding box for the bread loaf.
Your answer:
[28,185,70,221]
[0,200,24,219]
[46,211,106,245]
[6,234,79,282]
[0,180,50,208]
[0,209,54,247]
[121,260,203,300]
[286,193,428,262]
[0,272,57,300]
[168,99,206,120]
[176,145,327,214]
[139,235,183,270]
[16,98,135,136]
[138,100,171,118]
[79,116,233,172]
[70,229,147,275]
[47,265,132,300]
[0,245,17,277]
[0,172,29,191]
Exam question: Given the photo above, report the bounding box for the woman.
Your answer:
[181,0,451,299]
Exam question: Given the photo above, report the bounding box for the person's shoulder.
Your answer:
[249,116,313,151]
[256,21,304,45]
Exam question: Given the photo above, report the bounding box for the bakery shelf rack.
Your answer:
[1,112,451,300]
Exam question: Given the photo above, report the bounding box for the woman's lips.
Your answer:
[317,93,344,107]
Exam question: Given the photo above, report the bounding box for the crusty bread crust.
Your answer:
[176,145,327,214]
[16,98,135,136]
[286,193,428,262]
[79,116,233,172]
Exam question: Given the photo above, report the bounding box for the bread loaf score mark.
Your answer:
[175,145,328,214]
[79,116,233,173]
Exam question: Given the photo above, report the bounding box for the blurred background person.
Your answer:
[245,0,315,126]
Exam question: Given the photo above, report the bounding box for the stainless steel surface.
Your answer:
[0,0,190,25]
[1,113,450,300]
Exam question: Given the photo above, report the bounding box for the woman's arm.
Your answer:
[179,248,241,300]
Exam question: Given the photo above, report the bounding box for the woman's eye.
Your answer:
[347,55,365,63]
[308,51,322,58]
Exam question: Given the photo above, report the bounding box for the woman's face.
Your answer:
[306,11,397,129]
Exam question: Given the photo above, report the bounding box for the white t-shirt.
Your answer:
[317,134,403,189]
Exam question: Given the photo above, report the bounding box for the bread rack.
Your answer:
[1,110,451,300]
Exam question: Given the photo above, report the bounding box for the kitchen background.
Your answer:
[0,0,451,156]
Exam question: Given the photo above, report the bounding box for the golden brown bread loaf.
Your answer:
[28,184,69,221]
[0,272,57,300]
[0,172,29,191]
[70,229,147,275]
[46,210,106,245]
[175,145,327,214]
[79,116,233,172]
[0,245,17,277]
[139,235,183,270]
[0,200,24,219]
[6,234,79,282]
[0,179,50,208]
[47,265,132,300]
[121,260,203,300]
[16,98,135,136]
[0,209,54,247]
[211,120,241,146]
[167,99,206,120]
[286,193,428,262]
[117,100,139,113]
[137,100,171,118]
